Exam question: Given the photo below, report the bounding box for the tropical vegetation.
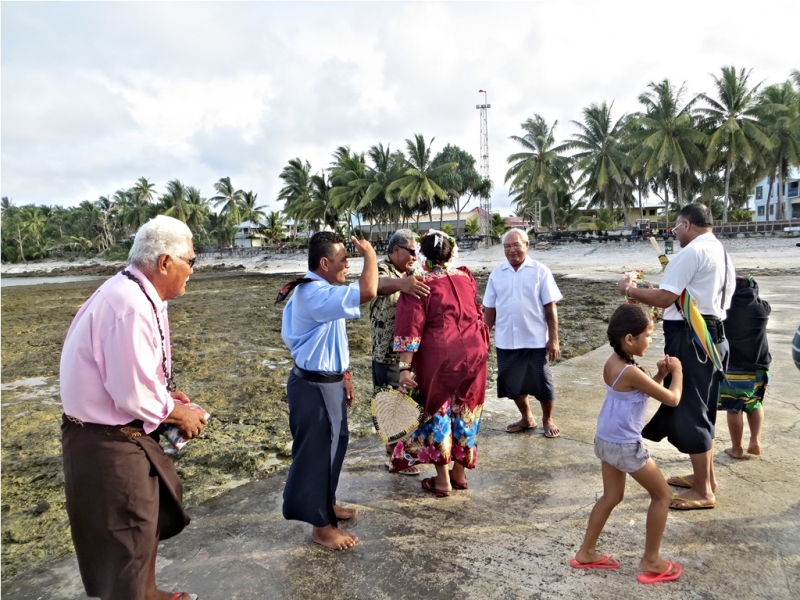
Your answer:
[506,66,800,231]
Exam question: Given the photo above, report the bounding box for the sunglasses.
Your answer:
[177,255,197,268]
[397,245,416,257]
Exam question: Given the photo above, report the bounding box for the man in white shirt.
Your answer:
[484,228,563,437]
[619,204,735,511]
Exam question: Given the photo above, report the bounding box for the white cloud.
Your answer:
[2,1,798,214]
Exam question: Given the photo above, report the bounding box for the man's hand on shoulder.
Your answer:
[399,275,430,299]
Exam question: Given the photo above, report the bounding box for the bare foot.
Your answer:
[667,473,719,493]
[333,504,357,520]
[748,442,762,456]
[724,446,744,459]
[312,525,358,550]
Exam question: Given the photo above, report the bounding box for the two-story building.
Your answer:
[752,167,800,221]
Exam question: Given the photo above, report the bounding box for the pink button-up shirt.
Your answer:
[60,265,175,434]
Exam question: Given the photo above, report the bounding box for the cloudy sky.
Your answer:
[2,1,797,215]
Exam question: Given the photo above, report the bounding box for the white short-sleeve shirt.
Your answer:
[483,256,562,349]
[659,232,736,320]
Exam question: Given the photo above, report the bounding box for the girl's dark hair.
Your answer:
[420,233,453,266]
[607,303,652,365]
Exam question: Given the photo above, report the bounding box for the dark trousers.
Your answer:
[642,320,728,454]
[372,359,400,389]
[61,416,188,600]
[283,371,349,527]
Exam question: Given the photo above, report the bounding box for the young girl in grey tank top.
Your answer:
[571,304,685,585]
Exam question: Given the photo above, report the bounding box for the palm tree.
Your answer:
[161,179,190,223]
[505,115,571,231]
[130,177,158,204]
[699,66,773,222]
[541,189,586,231]
[263,211,286,242]
[631,80,706,215]
[328,146,367,235]
[490,213,507,238]
[354,143,407,237]
[758,80,800,220]
[432,144,489,233]
[240,190,267,227]
[206,212,237,248]
[184,187,210,233]
[210,176,245,225]
[389,134,454,227]
[277,158,314,233]
[565,102,634,223]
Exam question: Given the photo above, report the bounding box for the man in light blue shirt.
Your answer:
[279,231,377,550]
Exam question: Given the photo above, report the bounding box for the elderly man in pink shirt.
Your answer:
[60,215,206,600]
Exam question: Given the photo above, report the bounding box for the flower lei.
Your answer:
[418,229,458,272]
[623,269,662,323]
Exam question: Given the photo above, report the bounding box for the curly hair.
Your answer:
[607,303,652,365]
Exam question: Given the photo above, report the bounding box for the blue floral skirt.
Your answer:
[390,399,483,471]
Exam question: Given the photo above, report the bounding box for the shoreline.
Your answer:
[2,236,798,281]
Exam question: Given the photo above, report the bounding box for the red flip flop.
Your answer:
[636,560,682,584]
[569,555,620,570]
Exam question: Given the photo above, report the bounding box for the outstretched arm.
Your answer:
[617,277,679,308]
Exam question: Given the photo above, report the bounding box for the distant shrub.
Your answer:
[102,244,131,261]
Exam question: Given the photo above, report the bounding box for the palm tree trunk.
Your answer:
[638,186,643,220]
[765,174,774,221]
[777,168,785,221]
[439,206,444,229]
[676,171,684,207]
[547,194,557,231]
[723,161,731,223]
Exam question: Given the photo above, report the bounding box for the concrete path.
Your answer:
[4,276,799,600]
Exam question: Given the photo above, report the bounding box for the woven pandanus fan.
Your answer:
[371,389,423,443]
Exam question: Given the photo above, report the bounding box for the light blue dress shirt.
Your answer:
[281,271,361,374]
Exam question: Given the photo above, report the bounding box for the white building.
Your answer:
[752,167,800,221]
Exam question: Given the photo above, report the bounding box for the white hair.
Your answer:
[128,215,193,269]
[502,228,529,244]
[387,229,416,254]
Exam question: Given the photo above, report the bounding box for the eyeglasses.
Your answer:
[675,221,688,231]
[176,255,197,268]
[397,245,416,257]
[503,242,526,250]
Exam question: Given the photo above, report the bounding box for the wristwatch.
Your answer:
[398,361,412,372]
[625,285,634,299]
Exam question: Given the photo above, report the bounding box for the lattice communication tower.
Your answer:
[476,90,492,237]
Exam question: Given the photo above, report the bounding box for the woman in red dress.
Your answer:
[392,231,489,497]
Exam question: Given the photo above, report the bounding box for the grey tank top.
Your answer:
[596,364,649,444]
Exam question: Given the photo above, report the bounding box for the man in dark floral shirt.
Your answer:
[370,229,430,474]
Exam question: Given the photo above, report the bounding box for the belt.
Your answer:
[62,413,148,438]
[292,365,343,384]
